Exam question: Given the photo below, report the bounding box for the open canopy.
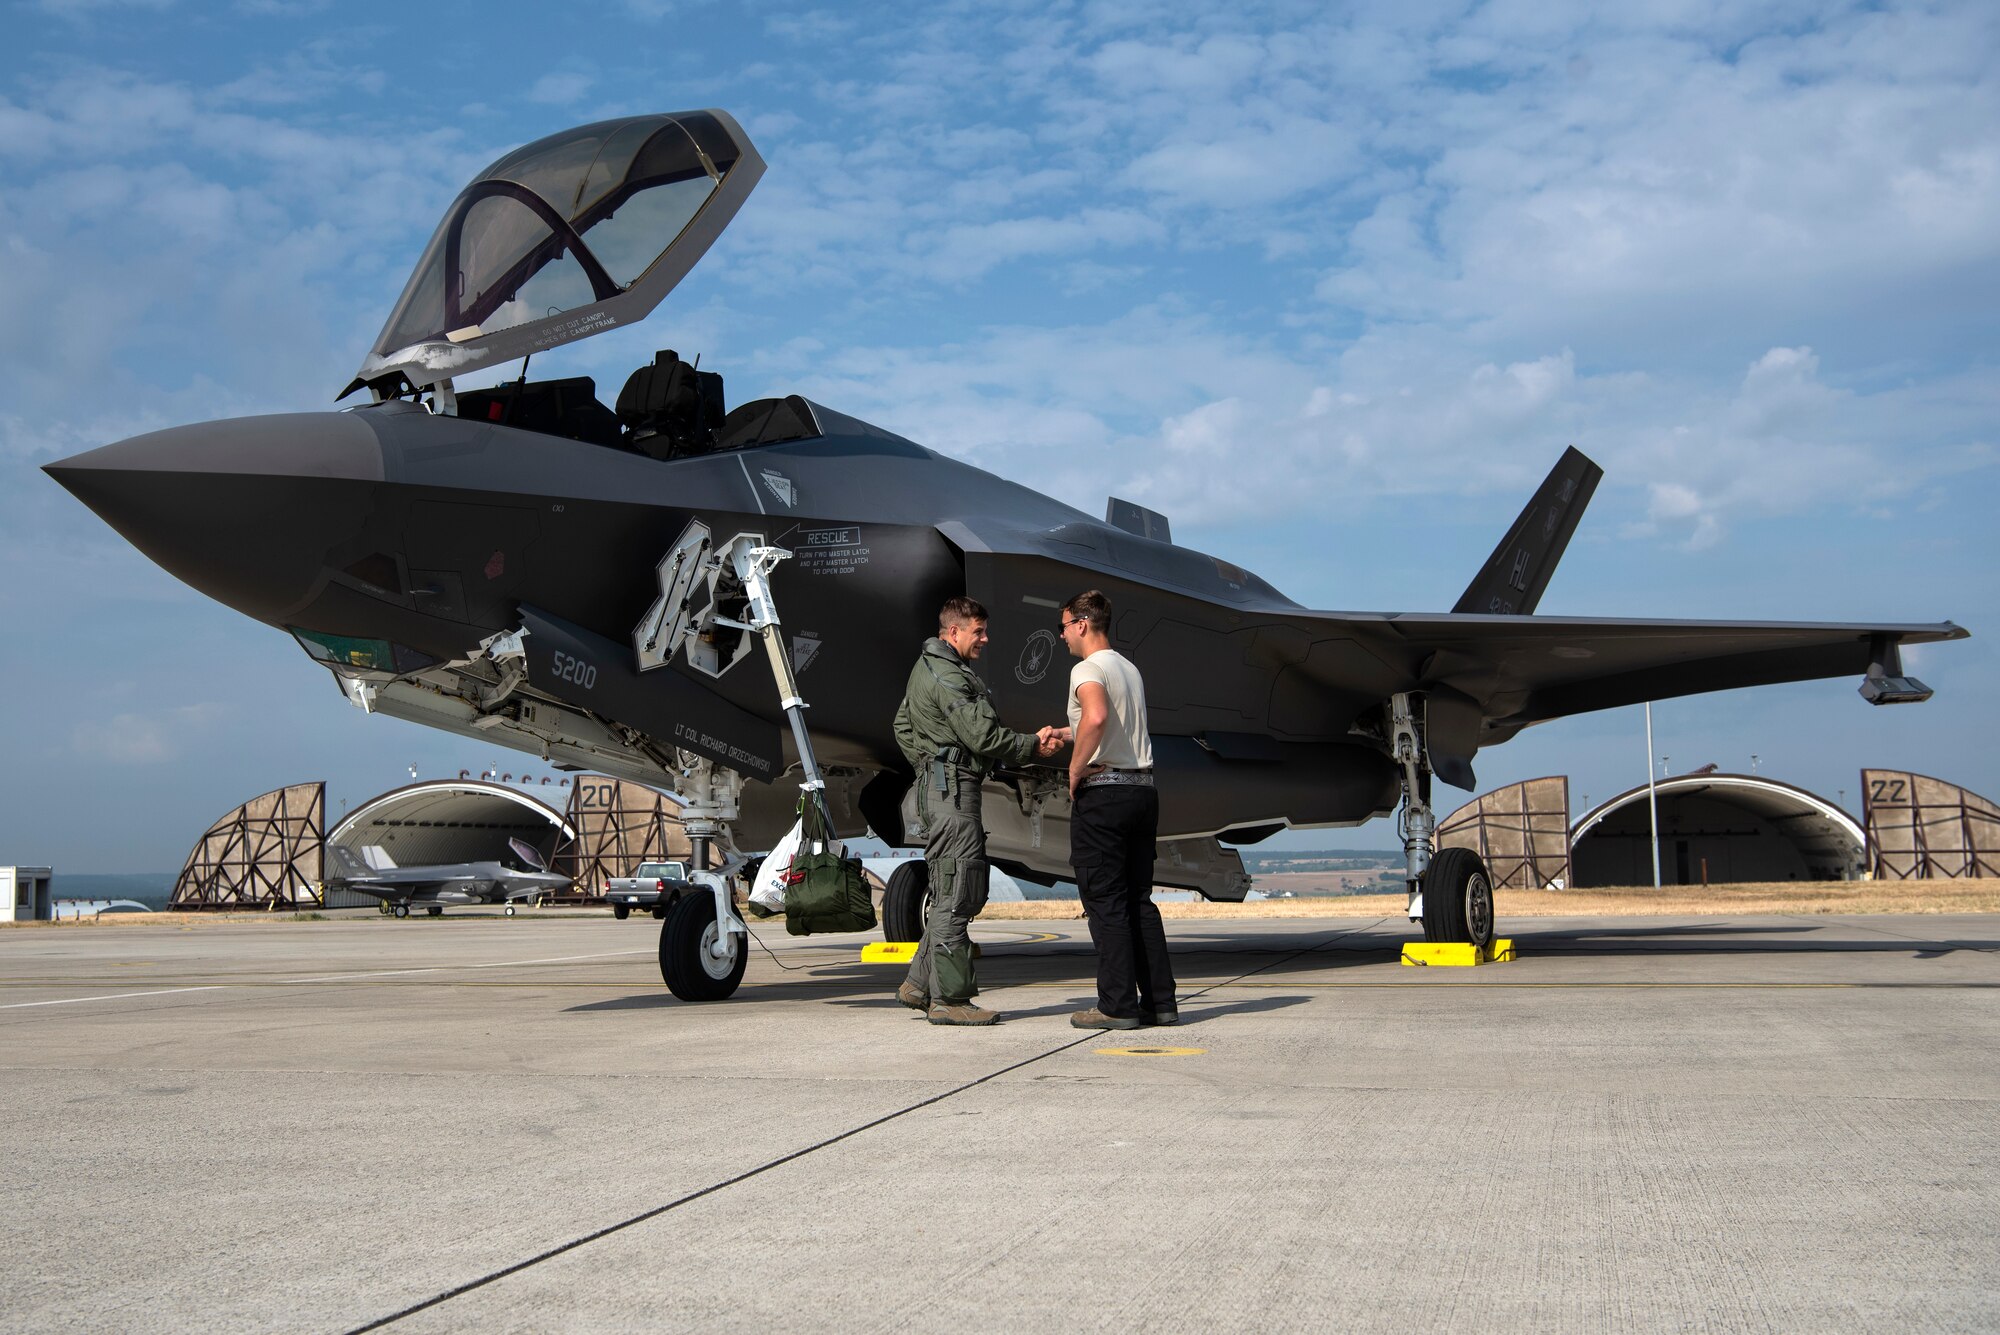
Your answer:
[347,110,763,396]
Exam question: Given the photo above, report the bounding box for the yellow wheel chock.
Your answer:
[1400,938,1515,967]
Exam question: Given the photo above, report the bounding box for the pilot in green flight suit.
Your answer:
[893,596,1055,1026]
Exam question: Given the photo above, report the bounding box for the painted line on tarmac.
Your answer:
[343,1032,1106,1333]
[286,948,651,984]
[0,986,227,1010]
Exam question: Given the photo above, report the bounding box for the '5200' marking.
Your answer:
[549,649,598,690]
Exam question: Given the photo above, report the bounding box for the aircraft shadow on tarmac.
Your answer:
[559,921,1994,1012]
[1511,923,1998,960]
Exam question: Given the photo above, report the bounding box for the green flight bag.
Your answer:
[783,849,876,936]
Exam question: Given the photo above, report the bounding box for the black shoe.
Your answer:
[1144,1007,1180,1026]
[1070,1008,1141,1030]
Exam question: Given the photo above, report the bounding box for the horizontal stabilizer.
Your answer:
[1453,446,1602,615]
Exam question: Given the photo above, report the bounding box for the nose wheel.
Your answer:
[660,886,747,1000]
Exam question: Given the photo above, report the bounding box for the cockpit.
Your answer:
[449,352,825,459]
[342,110,814,456]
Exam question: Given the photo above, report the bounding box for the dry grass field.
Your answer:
[978,877,2000,920]
[11,877,1995,931]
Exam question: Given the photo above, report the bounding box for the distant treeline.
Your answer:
[1240,849,1403,874]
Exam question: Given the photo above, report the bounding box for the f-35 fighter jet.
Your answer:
[326,838,571,918]
[45,111,1966,998]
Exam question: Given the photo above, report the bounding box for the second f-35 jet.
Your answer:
[326,838,571,918]
[46,110,1966,998]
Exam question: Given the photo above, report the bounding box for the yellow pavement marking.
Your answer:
[860,942,919,963]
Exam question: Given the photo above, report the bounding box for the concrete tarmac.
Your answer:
[3,910,1996,1333]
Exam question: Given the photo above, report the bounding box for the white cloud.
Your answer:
[71,704,224,765]
[527,69,595,106]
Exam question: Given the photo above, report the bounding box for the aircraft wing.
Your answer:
[944,516,1966,791]
[1298,608,1968,748]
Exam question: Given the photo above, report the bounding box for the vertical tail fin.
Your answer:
[1452,446,1602,615]
[327,844,374,879]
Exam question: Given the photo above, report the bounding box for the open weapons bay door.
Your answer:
[346,110,764,396]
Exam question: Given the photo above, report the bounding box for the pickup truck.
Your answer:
[603,861,692,919]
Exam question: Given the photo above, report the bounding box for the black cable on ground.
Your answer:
[343,1030,1100,1333]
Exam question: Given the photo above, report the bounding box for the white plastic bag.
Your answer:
[749,820,803,914]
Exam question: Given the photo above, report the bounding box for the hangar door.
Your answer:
[1863,770,2000,879]
[1438,777,1571,890]
[172,783,326,908]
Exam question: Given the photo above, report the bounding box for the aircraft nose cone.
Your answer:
[44,412,385,624]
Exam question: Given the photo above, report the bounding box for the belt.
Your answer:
[1079,768,1154,789]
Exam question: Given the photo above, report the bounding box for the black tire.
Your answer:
[392,903,409,919]
[1422,847,1496,949]
[426,906,442,917]
[503,904,516,917]
[882,861,929,943]
[612,903,630,920]
[660,891,746,1001]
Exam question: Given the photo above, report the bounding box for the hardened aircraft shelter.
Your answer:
[1861,769,2000,880]
[1435,768,1998,889]
[1567,773,1867,887]
[170,776,692,908]
[1437,776,1572,890]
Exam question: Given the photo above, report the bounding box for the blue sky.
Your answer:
[1,0,1994,872]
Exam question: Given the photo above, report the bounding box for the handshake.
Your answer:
[1033,725,1072,759]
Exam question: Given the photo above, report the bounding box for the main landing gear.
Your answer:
[1388,693,1496,951]
[881,861,929,944]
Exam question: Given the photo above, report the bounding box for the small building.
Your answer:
[2,867,55,922]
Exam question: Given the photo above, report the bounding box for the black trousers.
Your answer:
[1070,783,1175,1019]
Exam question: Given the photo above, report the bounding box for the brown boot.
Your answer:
[927,1001,999,1026]
[896,981,930,1012]
[1070,1008,1141,1030]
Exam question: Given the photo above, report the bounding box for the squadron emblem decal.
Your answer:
[1015,628,1058,684]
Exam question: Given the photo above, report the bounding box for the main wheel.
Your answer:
[882,861,929,943]
[503,904,517,917]
[612,902,630,920]
[660,892,746,1001]
[426,906,442,917]
[392,903,409,919]
[1422,847,1496,950]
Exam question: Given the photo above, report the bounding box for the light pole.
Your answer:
[1645,703,1662,888]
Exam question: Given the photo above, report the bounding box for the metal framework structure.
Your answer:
[1862,769,2000,879]
[1437,776,1571,890]
[171,782,327,908]
[553,775,693,900]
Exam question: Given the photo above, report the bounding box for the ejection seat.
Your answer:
[617,349,725,460]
